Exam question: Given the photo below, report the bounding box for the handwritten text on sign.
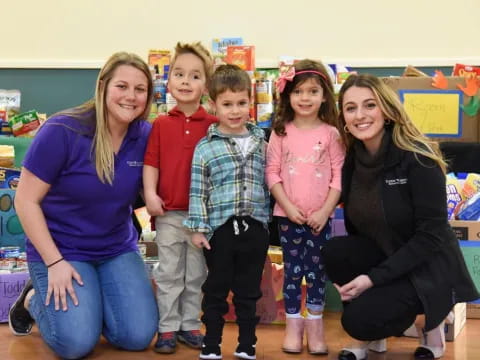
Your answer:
[399,90,463,137]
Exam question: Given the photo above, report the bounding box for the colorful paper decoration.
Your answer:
[432,70,448,89]
[460,96,480,117]
[457,77,480,97]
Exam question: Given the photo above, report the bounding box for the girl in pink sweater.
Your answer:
[266,59,345,355]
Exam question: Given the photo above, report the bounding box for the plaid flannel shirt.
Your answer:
[183,122,270,239]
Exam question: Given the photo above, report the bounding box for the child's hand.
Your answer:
[145,194,165,216]
[285,204,306,225]
[192,232,210,250]
[306,209,328,232]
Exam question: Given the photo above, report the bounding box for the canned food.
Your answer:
[137,242,147,259]
[0,257,16,270]
[16,253,27,269]
[256,80,274,104]
[0,246,21,259]
[256,103,274,128]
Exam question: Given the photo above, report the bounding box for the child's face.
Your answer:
[168,53,206,107]
[289,77,325,121]
[213,89,250,135]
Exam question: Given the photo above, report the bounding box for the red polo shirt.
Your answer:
[144,106,217,210]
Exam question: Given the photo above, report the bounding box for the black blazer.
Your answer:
[341,133,479,331]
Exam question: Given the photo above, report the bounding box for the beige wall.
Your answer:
[3,0,479,68]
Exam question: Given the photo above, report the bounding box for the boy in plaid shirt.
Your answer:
[184,64,270,360]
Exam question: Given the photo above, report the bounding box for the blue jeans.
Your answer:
[28,251,159,359]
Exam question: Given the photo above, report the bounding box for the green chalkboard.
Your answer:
[0,66,453,117]
[0,68,99,116]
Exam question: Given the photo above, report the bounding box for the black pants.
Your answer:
[321,235,423,341]
[201,216,269,346]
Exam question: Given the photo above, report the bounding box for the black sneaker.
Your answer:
[234,343,256,359]
[199,343,222,359]
[9,279,34,336]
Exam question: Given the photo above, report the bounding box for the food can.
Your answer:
[0,246,21,259]
[256,80,274,104]
[0,257,16,270]
[137,242,147,259]
[256,103,274,128]
[16,253,27,270]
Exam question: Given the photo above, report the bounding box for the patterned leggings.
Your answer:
[278,217,331,314]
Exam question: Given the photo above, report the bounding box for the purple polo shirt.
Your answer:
[23,115,151,261]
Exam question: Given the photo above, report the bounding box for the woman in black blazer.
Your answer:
[322,74,478,360]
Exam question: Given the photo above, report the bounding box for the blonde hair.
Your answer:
[53,52,153,184]
[338,74,447,173]
[170,42,213,84]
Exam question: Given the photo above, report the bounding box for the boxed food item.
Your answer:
[0,145,15,168]
[225,46,255,71]
[0,167,20,189]
[8,110,41,137]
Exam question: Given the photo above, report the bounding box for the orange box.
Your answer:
[225,46,255,71]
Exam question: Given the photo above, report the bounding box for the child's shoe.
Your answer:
[178,329,204,349]
[8,279,35,336]
[233,343,256,359]
[199,343,222,359]
[305,317,328,355]
[153,331,177,354]
[282,317,304,353]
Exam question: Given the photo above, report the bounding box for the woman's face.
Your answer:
[105,64,149,129]
[342,86,386,154]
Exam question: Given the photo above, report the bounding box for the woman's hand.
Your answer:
[334,275,373,301]
[46,260,84,311]
[192,232,210,250]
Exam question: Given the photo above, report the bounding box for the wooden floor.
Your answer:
[1,312,479,359]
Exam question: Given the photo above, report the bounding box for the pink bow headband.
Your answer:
[275,67,328,94]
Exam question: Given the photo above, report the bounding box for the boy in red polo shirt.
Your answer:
[143,42,217,354]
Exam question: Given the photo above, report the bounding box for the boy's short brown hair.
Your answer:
[170,42,213,81]
[208,64,252,101]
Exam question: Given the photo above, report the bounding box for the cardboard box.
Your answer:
[451,220,480,241]
[382,77,480,143]
[403,302,466,341]
[459,240,480,295]
[0,271,30,323]
[225,257,342,324]
[467,302,480,319]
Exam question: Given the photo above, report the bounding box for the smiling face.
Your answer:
[105,65,149,131]
[289,77,325,122]
[342,86,386,154]
[213,89,250,135]
[168,53,207,108]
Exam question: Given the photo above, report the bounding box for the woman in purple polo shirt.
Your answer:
[8,52,159,359]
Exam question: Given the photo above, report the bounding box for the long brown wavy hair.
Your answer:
[273,59,338,136]
[337,74,447,173]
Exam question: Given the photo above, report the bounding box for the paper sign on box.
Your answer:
[0,271,29,323]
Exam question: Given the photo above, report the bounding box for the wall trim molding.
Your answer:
[1,57,479,69]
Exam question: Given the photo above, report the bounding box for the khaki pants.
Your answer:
[153,211,207,333]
